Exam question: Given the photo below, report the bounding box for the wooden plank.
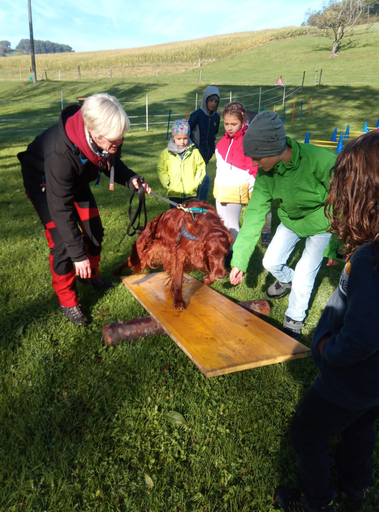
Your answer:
[122,272,310,378]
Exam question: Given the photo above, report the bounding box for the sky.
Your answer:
[1,0,326,53]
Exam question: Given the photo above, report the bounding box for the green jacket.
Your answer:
[231,137,338,272]
[157,144,205,199]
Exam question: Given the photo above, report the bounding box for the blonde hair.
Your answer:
[81,93,130,141]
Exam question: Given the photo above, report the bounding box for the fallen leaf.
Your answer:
[144,473,154,490]
[164,410,186,425]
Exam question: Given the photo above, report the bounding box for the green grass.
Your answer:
[1,28,379,511]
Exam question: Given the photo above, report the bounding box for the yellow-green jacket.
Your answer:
[157,143,205,199]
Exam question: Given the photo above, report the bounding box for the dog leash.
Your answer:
[119,179,210,245]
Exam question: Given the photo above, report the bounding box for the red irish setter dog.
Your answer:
[113,200,233,310]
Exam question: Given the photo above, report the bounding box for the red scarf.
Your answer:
[65,109,107,167]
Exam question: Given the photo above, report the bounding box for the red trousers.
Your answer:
[27,186,103,307]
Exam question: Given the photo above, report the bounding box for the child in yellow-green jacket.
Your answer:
[157,120,205,207]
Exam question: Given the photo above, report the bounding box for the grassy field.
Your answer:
[1,27,379,511]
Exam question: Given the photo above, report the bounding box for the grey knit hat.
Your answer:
[243,111,287,158]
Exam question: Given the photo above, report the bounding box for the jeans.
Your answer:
[197,173,210,201]
[262,223,331,322]
[290,386,379,511]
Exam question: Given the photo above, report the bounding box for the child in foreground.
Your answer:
[213,102,258,247]
[188,85,220,200]
[156,119,205,207]
[273,130,379,511]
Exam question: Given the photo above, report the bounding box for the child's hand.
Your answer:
[230,267,244,285]
[327,258,340,266]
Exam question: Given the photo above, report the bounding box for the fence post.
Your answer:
[230,91,232,103]
[185,109,188,121]
[166,109,172,140]
[319,69,323,86]
[78,66,81,79]
[58,69,61,81]
[258,87,261,111]
[195,93,198,110]
[61,91,63,111]
[301,71,305,90]
[308,97,313,117]
[146,94,149,132]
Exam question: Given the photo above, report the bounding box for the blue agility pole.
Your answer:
[166,109,172,140]
[300,100,303,120]
[331,128,337,142]
[335,133,343,154]
[304,131,310,143]
[282,104,286,124]
[344,125,350,139]
[376,118,379,129]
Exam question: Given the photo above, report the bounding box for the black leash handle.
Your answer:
[118,177,147,245]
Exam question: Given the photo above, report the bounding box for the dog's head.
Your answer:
[202,227,233,284]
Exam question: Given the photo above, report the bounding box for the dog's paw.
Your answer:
[173,300,185,311]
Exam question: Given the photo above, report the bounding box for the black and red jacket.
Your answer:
[18,105,136,262]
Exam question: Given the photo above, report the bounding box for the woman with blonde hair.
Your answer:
[18,93,150,325]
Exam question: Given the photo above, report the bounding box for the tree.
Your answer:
[0,40,11,56]
[15,39,74,54]
[304,0,364,57]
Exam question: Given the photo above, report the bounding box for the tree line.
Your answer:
[0,39,74,57]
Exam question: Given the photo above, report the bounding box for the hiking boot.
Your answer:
[77,276,112,290]
[267,280,292,299]
[283,316,304,340]
[261,232,271,248]
[273,488,337,511]
[60,304,88,326]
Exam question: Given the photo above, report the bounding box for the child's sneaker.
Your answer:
[273,487,337,511]
[266,280,292,299]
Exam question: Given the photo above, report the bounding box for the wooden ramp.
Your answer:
[122,272,310,377]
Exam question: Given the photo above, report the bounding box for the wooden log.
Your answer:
[237,299,271,316]
[103,317,164,346]
[103,300,270,347]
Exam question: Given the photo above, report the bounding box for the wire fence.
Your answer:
[0,80,306,136]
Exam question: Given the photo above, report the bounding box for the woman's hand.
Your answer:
[132,178,151,194]
[230,267,244,285]
[74,259,91,279]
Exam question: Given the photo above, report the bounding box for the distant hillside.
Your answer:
[1,23,378,86]
[0,26,309,76]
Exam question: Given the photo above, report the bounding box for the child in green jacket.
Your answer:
[157,120,206,207]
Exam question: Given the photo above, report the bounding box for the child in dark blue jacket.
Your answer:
[274,130,379,512]
[188,85,220,200]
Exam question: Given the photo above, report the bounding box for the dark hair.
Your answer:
[222,102,245,122]
[325,130,379,261]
